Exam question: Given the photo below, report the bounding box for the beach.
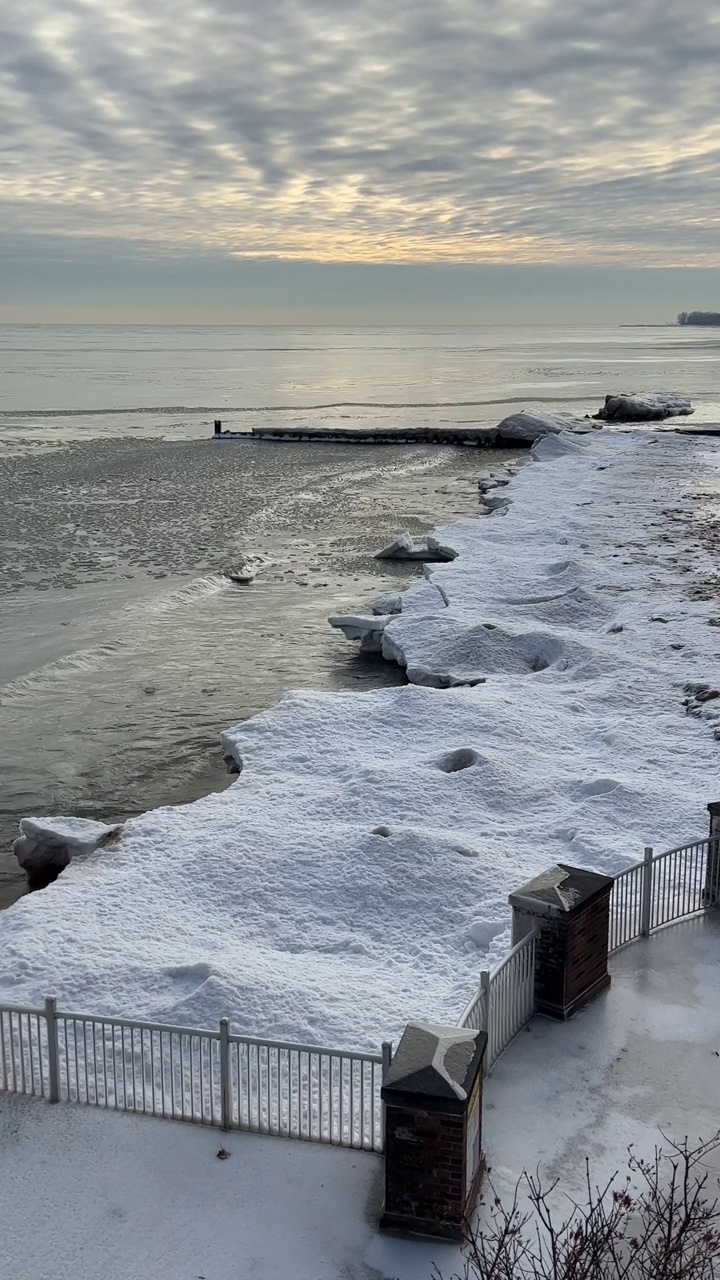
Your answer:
[5,321,719,912]
[2,424,720,1053]
[0,434,493,906]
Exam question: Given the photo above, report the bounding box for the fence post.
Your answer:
[219,1018,231,1131]
[380,1042,392,1151]
[641,846,654,937]
[479,969,491,1030]
[44,997,60,1103]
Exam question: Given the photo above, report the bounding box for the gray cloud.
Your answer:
[0,0,718,265]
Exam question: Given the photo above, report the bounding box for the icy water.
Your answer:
[0,323,717,906]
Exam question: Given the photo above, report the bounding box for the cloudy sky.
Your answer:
[1,0,719,321]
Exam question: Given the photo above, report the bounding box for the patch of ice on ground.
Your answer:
[2,430,720,1052]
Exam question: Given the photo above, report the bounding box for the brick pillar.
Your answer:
[509,864,613,1021]
[706,803,720,905]
[380,1023,487,1240]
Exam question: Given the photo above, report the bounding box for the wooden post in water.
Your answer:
[214,419,222,436]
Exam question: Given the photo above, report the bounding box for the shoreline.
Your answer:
[0,438,495,909]
[2,428,720,1051]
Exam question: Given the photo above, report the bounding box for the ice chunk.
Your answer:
[13,816,121,882]
[593,393,693,422]
[328,613,392,652]
[495,410,588,442]
[375,532,456,561]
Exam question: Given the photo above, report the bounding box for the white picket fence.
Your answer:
[0,836,715,1152]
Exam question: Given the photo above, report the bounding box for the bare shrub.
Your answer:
[435,1133,720,1280]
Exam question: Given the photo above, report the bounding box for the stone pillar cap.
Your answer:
[509,863,614,919]
[382,1022,487,1113]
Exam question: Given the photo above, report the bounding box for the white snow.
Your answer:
[2,430,720,1056]
[485,914,720,1205]
[0,1094,456,1280]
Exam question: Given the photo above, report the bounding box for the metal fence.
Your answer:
[1,837,716,1151]
[609,837,715,952]
[460,930,537,1068]
[0,999,386,1152]
[459,836,717,1070]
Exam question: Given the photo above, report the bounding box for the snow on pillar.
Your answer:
[380,1022,487,1240]
[509,864,613,1021]
[706,802,720,905]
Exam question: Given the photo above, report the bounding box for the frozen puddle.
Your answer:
[2,430,720,1051]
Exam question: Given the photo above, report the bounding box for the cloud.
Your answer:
[0,0,718,266]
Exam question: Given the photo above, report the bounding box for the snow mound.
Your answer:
[381,616,586,687]
[593,393,693,422]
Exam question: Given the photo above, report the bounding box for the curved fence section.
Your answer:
[460,930,536,1068]
[650,840,713,931]
[609,861,645,951]
[609,838,715,953]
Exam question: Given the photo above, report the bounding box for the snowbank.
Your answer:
[3,430,720,1052]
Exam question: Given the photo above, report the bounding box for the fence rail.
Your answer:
[609,837,716,953]
[0,836,716,1151]
[0,1000,384,1151]
[461,835,717,1070]
[460,930,536,1067]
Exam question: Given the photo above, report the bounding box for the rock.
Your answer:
[374,532,456,562]
[593,393,694,422]
[494,411,588,443]
[13,816,122,888]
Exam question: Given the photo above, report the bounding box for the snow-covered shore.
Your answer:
[2,430,720,1051]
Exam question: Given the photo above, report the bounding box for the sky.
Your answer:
[1,0,719,323]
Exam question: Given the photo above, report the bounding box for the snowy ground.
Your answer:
[486,912,720,1205]
[2,916,718,1280]
[1,430,720,1051]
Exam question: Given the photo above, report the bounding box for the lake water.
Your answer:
[0,323,717,906]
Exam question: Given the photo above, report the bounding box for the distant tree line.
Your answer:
[678,311,720,325]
